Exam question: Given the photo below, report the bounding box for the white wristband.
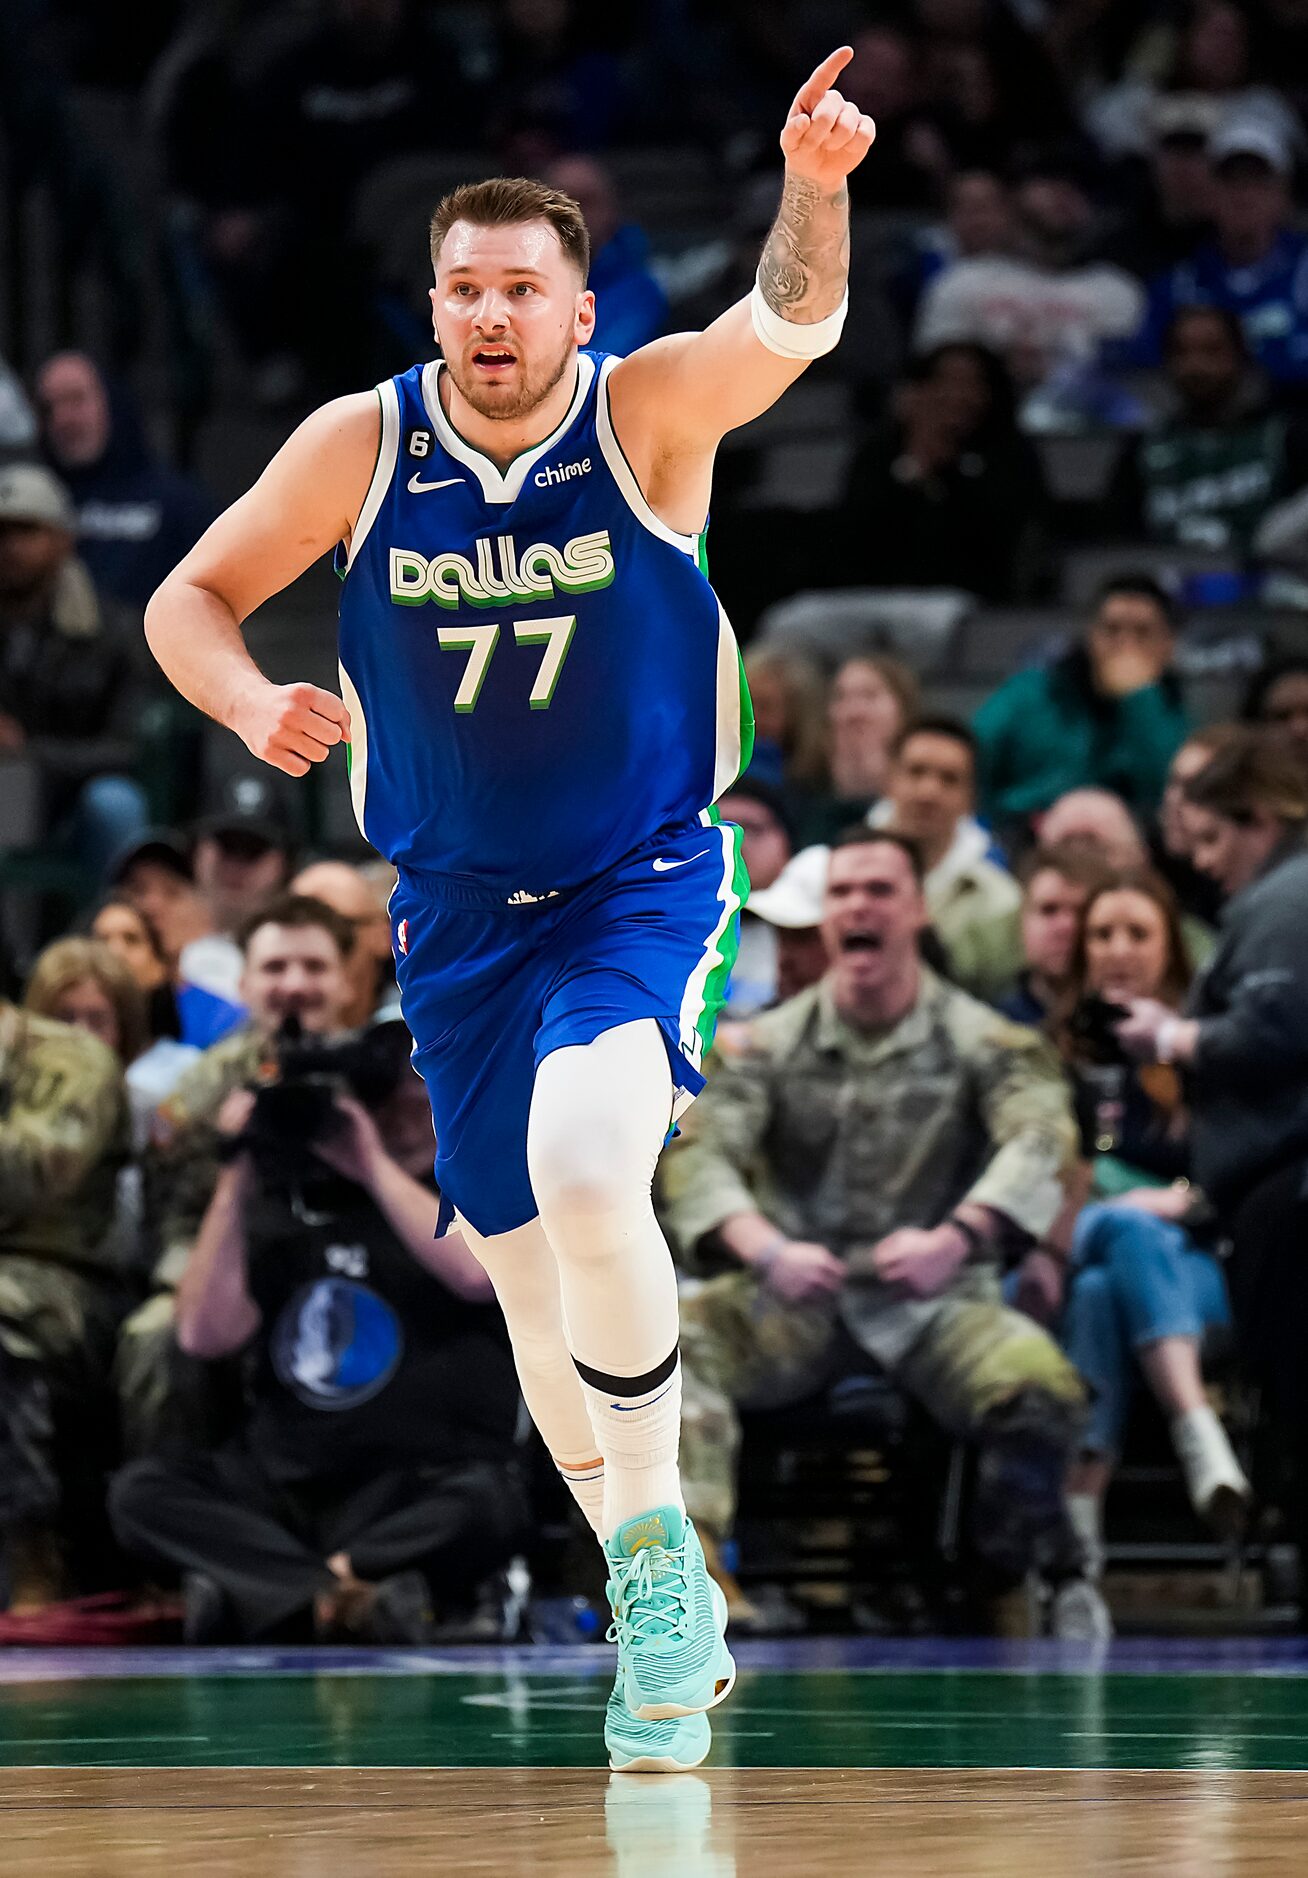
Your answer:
[1156,1017,1181,1064]
[750,276,849,359]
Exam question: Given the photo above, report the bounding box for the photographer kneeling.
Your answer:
[110,897,524,1644]
[1110,731,1308,1619]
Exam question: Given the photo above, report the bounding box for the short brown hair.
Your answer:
[429,177,590,282]
[1019,841,1112,897]
[1182,726,1308,826]
[829,825,926,884]
[24,936,148,1064]
[237,893,356,961]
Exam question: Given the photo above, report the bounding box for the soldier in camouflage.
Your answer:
[0,1001,128,1602]
[660,830,1089,1593]
[116,894,359,1454]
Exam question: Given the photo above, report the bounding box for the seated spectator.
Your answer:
[1108,731,1308,1617]
[1039,781,1218,967]
[1036,786,1150,871]
[975,576,1189,827]
[741,646,829,808]
[0,348,37,452]
[1109,105,1216,282]
[1133,121,1308,404]
[836,344,1047,602]
[661,831,1091,1627]
[1047,869,1248,1593]
[543,155,667,357]
[22,934,170,1155]
[904,170,1022,318]
[189,0,435,402]
[725,841,830,1029]
[0,996,129,1608]
[920,42,1027,179]
[872,717,1023,1002]
[109,1035,523,1644]
[0,463,148,876]
[190,782,296,942]
[999,844,1108,1028]
[1155,724,1241,924]
[108,830,243,1003]
[1088,0,1302,170]
[915,156,1146,429]
[797,653,920,847]
[1243,658,1308,773]
[844,23,947,213]
[1107,306,1308,554]
[89,893,245,1057]
[291,859,400,1027]
[35,352,214,610]
[718,780,796,1018]
[118,894,363,1458]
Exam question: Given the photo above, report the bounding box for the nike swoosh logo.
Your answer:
[652,850,711,872]
[407,473,463,494]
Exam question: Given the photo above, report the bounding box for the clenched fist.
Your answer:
[230,679,351,778]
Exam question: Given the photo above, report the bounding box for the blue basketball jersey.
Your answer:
[336,349,754,900]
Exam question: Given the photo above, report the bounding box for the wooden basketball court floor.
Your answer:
[3,1637,1308,1874]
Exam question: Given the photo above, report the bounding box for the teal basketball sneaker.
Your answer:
[604,1671,711,1772]
[605,1505,735,1722]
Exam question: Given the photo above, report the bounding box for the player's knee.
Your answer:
[530,1137,648,1246]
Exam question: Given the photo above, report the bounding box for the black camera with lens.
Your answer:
[241,1016,412,1181]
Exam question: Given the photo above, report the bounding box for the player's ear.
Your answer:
[574,289,597,346]
[428,286,441,344]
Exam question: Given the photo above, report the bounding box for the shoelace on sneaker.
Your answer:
[606,1541,692,1649]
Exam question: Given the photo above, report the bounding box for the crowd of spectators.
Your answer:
[6,1,1308,1643]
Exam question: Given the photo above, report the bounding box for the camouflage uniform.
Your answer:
[659,970,1087,1559]
[0,1006,128,1534]
[115,1023,267,1455]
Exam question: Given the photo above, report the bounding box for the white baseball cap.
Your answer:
[0,461,76,531]
[1209,119,1292,176]
[748,843,830,930]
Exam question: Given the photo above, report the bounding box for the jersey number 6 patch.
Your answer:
[437,614,577,712]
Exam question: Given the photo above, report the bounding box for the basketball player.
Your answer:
[144,49,874,1770]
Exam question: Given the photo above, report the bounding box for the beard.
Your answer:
[444,331,577,423]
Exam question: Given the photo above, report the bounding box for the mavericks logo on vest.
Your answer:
[389,529,616,609]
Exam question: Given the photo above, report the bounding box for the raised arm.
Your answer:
[608,46,873,507]
[143,392,379,776]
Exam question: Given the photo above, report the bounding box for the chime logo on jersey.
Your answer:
[388,529,616,609]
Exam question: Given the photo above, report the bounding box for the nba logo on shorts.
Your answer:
[396,917,409,957]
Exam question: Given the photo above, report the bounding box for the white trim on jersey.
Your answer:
[419,355,596,505]
[675,817,743,1091]
[344,379,401,573]
[711,600,744,801]
[338,659,369,838]
[594,356,700,559]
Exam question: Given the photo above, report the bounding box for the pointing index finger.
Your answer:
[790,44,853,118]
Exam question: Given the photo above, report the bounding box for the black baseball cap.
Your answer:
[106,828,193,887]
[190,774,296,860]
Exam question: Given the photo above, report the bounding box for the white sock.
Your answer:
[1171,1403,1249,1513]
[1066,1491,1104,1581]
[579,1356,685,1539]
[556,1455,607,1540]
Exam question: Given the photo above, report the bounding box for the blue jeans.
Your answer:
[1060,1201,1232,1457]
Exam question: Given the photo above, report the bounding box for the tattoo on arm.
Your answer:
[757,175,851,324]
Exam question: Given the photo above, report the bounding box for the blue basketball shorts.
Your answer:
[390,816,747,1239]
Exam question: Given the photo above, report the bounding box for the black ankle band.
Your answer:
[572,1345,679,1397]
